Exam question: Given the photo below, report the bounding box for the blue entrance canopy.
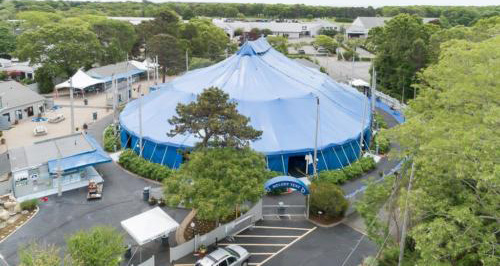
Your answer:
[264,175,309,195]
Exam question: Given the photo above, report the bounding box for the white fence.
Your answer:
[169,199,263,263]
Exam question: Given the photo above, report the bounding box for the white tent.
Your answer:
[55,69,104,90]
[350,78,370,87]
[121,207,179,246]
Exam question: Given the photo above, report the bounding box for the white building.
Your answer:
[0,80,46,128]
[213,19,339,39]
[108,17,154,25]
[6,133,110,201]
[346,17,439,38]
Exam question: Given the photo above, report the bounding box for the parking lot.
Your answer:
[174,220,316,266]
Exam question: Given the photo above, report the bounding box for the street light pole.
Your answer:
[313,97,319,179]
[69,77,75,134]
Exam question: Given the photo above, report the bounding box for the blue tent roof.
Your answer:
[120,37,371,155]
[47,134,111,174]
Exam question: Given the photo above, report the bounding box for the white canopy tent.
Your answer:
[349,78,370,87]
[55,69,104,91]
[121,207,179,246]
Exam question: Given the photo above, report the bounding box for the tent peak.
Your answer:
[237,37,272,56]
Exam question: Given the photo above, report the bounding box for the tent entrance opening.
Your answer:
[288,156,307,177]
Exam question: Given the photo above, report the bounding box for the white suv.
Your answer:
[195,245,250,266]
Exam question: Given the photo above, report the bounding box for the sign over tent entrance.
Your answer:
[264,176,310,195]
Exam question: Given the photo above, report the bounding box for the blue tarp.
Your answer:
[47,134,111,174]
[120,37,372,173]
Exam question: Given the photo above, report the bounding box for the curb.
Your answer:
[0,206,40,244]
[111,160,163,186]
[306,216,346,228]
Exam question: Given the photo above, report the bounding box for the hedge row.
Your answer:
[118,149,173,182]
[103,125,121,152]
[318,156,376,185]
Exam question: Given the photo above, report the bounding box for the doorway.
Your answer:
[288,155,307,177]
[26,106,34,117]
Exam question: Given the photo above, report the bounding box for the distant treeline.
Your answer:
[5,1,500,26]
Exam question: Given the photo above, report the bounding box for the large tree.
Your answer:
[180,18,229,61]
[90,18,137,64]
[164,147,268,221]
[16,23,101,77]
[66,226,125,266]
[168,87,262,149]
[0,22,15,55]
[359,36,500,265]
[368,14,438,101]
[147,33,183,81]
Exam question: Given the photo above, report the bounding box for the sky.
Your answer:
[77,0,500,7]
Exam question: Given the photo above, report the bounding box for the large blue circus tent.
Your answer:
[119,37,372,174]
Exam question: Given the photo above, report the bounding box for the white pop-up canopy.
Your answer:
[121,207,179,246]
[350,78,370,87]
[55,69,104,90]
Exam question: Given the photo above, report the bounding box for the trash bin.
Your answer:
[278,201,285,215]
[161,236,168,246]
[92,112,98,121]
[84,98,88,105]
[143,187,150,201]
[125,244,132,258]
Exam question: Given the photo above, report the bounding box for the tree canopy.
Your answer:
[163,147,268,221]
[0,22,15,56]
[267,35,288,54]
[66,226,125,266]
[16,23,100,77]
[314,35,338,53]
[369,14,438,101]
[359,32,500,265]
[168,87,262,149]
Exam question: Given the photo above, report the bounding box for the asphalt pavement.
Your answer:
[0,114,190,266]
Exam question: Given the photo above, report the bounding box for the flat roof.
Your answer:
[9,133,94,171]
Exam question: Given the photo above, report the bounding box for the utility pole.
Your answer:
[371,63,376,114]
[155,55,159,83]
[69,76,75,134]
[146,56,150,82]
[185,50,189,71]
[351,45,356,81]
[398,161,416,266]
[112,74,117,125]
[313,97,319,179]
[138,85,143,157]
[359,89,368,156]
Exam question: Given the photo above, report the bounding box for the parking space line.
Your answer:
[235,235,298,238]
[218,243,287,246]
[257,226,317,266]
[251,252,275,255]
[252,226,312,231]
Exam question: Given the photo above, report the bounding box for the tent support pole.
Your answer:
[320,149,329,171]
[354,139,363,156]
[161,146,169,165]
[341,145,352,166]
[333,147,344,169]
[149,143,157,161]
[349,141,358,160]
[281,155,286,174]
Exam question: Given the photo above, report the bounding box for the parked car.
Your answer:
[317,47,329,55]
[195,245,250,266]
[48,113,65,123]
[298,49,305,54]
[33,125,48,136]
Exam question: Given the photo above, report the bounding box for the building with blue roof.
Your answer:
[119,37,372,175]
[7,133,111,201]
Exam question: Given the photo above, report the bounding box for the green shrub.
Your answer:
[359,156,376,172]
[309,181,348,218]
[119,149,172,181]
[374,132,390,154]
[103,125,121,152]
[21,199,38,211]
[374,112,388,129]
[318,170,347,184]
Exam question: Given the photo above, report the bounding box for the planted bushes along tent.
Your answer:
[119,37,371,174]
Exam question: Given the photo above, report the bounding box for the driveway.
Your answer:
[0,114,190,265]
[316,56,372,83]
